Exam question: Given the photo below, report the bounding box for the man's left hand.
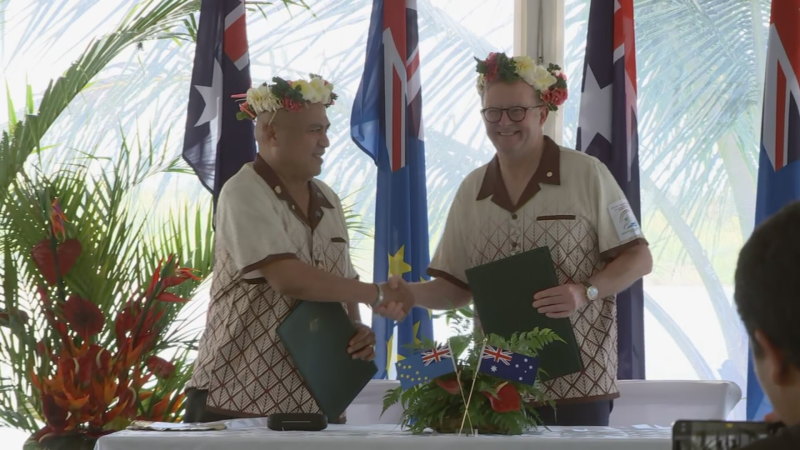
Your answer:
[532,283,588,318]
[347,322,376,361]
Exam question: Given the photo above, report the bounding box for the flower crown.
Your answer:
[234,74,338,120]
[475,52,568,111]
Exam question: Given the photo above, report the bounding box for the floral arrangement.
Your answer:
[234,74,338,119]
[21,198,200,446]
[383,328,561,435]
[475,52,568,111]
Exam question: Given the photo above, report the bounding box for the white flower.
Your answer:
[512,56,537,86]
[246,84,279,114]
[531,65,557,92]
[301,76,333,104]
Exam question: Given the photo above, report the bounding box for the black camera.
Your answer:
[267,412,327,431]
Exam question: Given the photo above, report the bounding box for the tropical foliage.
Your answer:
[0,0,212,438]
[383,329,559,435]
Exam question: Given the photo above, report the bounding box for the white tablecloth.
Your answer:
[94,418,671,450]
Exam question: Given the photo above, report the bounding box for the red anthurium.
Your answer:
[62,295,104,340]
[146,355,175,379]
[434,377,461,395]
[481,382,521,413]
[31,238,82,285]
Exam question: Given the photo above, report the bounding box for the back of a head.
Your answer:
[734,201,800,368]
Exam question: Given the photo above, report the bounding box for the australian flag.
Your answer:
[478,345,539,386]
[748,0,800,420]
[351,0,433,379]
[576,0,644,380]
[396,344,456,390]
[183,0,256,200]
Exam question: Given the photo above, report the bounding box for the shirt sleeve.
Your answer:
[427,180,471,290]
[215,174,297,278]
[591,160,647,257]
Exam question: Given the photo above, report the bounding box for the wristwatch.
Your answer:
[581,280,599,301]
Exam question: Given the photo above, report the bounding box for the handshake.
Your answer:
[371,276,415,321]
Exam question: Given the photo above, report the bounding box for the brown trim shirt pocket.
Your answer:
[536,215,576,221]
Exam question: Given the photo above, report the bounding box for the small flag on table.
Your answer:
[396,344,456,390]
[478,345,539,385]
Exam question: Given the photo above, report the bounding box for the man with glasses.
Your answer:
[406,52,652,425]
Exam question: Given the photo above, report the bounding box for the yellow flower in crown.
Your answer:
[234,74,338,120]
[475,52,568,112]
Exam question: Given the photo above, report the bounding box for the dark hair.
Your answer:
[734,201,800,368]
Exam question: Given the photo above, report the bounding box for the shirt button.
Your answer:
[511,213,518,220]
[511,242,518,248]
[275,185,282,194]
[546,171,553,178]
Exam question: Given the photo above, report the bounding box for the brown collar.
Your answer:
[252,155,334,230]
[476,136,561,212]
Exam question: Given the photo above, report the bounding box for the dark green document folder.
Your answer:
[465,247,583,380]
[277,301,377,422]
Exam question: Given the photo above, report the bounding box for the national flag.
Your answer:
[478,345,539,386]
[351,0,433,379]
[576,0,644,379]
[748,0,800,420]
[182,0,256,200]
[396,344,456,390]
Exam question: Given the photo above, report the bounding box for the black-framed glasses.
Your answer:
[480,105,544,123]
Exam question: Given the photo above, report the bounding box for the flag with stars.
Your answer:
[478,345,539,386]
[576,0,644,379]
[396,344,456,390]
[351,0,433,379]
[748,0,800,420]
[183,0,256,200]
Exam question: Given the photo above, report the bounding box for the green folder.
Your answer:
[277,301,377,422]
[465,246,583,381]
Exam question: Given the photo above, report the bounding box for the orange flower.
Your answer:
[49,198,68,241]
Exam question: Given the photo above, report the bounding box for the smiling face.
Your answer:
[257,103,331,182]
[481,79,547,159]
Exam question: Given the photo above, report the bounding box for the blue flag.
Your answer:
[576,0,644,379]
[351,0,433,378]
[396,344,456,390]
[182,0,256,200]
[748,0,800,420]
[478,345,539,386]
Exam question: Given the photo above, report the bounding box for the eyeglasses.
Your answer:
[480,105,544,123]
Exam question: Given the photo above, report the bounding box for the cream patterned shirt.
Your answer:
[187,156,357,417]
[429,137,647,404]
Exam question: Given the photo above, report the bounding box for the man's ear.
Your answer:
[754,329,792,385]
[538,107,549,125]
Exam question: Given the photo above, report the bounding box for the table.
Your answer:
[95,418,672,450]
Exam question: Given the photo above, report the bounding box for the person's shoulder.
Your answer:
[217,163,260,203]
[557,145,602,168]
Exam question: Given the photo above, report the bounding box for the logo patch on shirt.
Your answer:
[608,199,642,241]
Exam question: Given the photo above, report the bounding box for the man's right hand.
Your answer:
[374,276,414,320]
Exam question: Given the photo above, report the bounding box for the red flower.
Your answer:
[162,267,201,287]
[62,295,104,340]
[31,238,82,285]
[481,382,521,413]
[434,377,461,395]
[282,97,304,111]
[541,88,568,107]
[484,52,500,82]
[146,356,175,379]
